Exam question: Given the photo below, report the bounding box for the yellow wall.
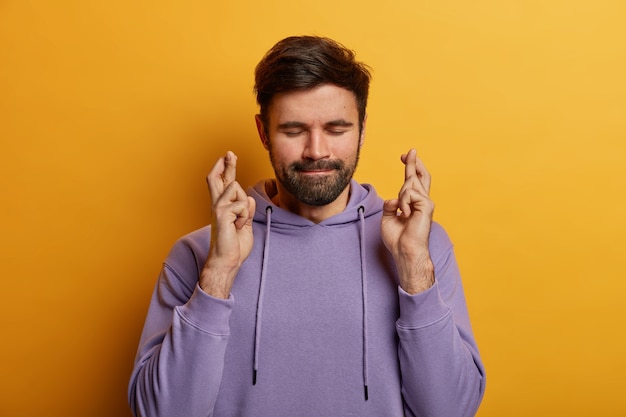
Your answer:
[1,1,625,416]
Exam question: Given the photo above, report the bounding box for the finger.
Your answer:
[214,179,247,208]
[234,196,256,229]
[403,148,417,182]
[229,200,251,229]
[413,155,431,195]
[401,149,431,195]
[398,188,432,218]
[207,151,238,203]
[398,171,429,211]
[222,151,238,188]
[207,156,227,203]
[382,198,400,217]
[399,175,428,203]
[213,181,251,226]
[230,182,251,228]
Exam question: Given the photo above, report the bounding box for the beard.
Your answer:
[269,148,360,207]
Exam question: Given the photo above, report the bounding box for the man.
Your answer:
[129,36,485,417]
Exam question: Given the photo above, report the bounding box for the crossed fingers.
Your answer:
[207,151,238,203]
[398,148,432,218]
[402,148,430,193]
[206,151,252,229]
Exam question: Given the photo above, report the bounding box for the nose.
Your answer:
[302,129,330,160]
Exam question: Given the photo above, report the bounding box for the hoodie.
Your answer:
[128,180,486,417]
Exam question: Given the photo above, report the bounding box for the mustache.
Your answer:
[291,159,343,171]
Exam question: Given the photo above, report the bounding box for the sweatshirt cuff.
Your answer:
[176,284,234,335]
[396,281,451,329]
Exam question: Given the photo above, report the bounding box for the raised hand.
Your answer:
[381,149,435,294]
[200,151,256,299]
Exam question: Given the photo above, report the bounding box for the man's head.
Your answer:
[254,36,371,135]
[253,36,371,212]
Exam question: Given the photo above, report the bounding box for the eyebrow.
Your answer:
[325,119,354,128]
[277,121,308,130]
[277,120,354,130]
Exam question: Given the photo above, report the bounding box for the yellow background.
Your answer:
[1,1,625,416]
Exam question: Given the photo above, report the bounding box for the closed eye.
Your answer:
[284,130,305,137]
[325,120,354,136]
[327,129,348,136]
[278,122,308,138]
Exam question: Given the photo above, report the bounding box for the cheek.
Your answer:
[272,138,306,159]
[334,138,361,159]
[274,147,297,163]
[269,141,300,167]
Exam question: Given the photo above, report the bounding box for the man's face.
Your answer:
[258,84,365,207]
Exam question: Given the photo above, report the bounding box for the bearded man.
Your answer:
[129,35,486,417]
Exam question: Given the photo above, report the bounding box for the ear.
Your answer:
[359,114,367,148]
[255,114,270,150]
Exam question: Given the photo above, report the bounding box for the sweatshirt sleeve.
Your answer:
[396,223,486,417]
[128,229,233,417]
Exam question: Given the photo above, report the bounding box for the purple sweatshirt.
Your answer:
[128,180,485,417]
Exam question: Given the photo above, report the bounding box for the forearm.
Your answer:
[396,223,486,416]
[397,285,485,417]
[129,286,232,417]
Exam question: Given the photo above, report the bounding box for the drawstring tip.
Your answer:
[253,370,257,385]
[364,385,369,401]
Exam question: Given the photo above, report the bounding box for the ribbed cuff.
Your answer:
[176,284,234,335]
[396,282,451,329]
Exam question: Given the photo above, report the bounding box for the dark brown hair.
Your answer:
[254,36,371,133]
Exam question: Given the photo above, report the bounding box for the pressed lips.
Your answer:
[293,160,342,174]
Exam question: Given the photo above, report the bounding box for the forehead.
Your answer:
[267,84,359,125]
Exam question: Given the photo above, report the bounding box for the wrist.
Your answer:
[199,258,240,299]
[396,252,435,295]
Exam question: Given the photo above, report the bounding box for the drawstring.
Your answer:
[253,204,369,402]
[358,205,369,401]
[253,206,273,385]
